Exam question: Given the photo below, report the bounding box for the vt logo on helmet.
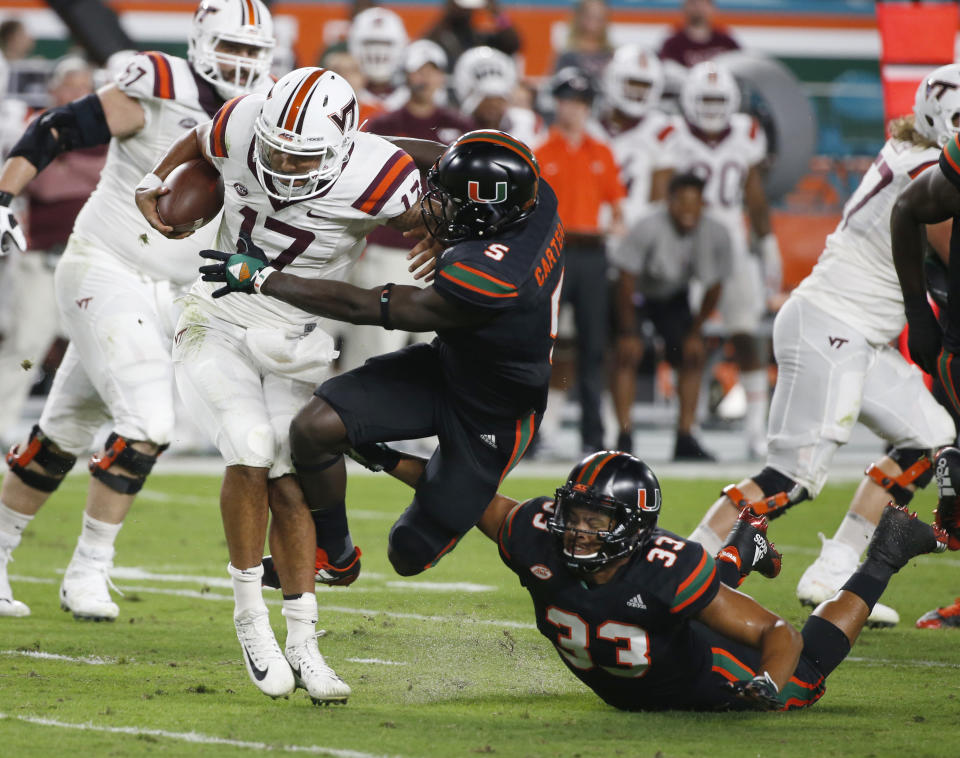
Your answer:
[914,62,960,147]
[681,60,741,134]
[254,67,359,201]
[420,129,540,245]
[188,0,276,100]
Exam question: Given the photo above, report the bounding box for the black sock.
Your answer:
[800,614,851,678]
[840,570,890,611]
[310,501,354,563]
[716,558,742,588]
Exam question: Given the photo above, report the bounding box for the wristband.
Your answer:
[0,191,13,207]
[379,282,395,330]
[135,172,163,192]
[252,265,275,294]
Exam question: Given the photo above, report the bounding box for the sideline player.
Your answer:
[197,129,564,581]
[349,447,946,711]
[688,67,959,627]
[136,68,430,704]
[658,60,781,459]
[0,0,276,620]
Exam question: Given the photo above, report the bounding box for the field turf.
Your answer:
[0,471,957,757]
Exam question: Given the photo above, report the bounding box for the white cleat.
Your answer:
[797,534,899,628]
[235,608,295,698]
[59,543,119,621]
[0,544,30,617]
[285,636,351,705]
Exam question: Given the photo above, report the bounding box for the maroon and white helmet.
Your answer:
[254,67,359,201]
[914,63,960,146]
[188,0,275,100]
[347,7,408,85]
[681,60,741,133]
[602,45,663,118]
[453,46,517,116]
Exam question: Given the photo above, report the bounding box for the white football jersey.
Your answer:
[193,93,421,329]
[598,110,677,226]
[792,138,941,344]
[71,52,262,285]
[662,113,766,254]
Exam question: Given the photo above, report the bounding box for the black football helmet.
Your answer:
[420,129,539,245]
[549,451,662,576]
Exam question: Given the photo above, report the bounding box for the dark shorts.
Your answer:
[316,343,539,567]
[635,290,694,369]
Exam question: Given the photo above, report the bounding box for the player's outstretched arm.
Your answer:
[134,124,211,239]
[378,136,445,174]
[696,582,802,699]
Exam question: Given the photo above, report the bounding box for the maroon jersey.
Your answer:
[659,28,739,68]
[27,145,107,251]
[365,105,475,249]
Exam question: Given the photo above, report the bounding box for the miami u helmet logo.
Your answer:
[467,180,507,203]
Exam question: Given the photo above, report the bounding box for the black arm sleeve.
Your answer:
[9,94,112,172]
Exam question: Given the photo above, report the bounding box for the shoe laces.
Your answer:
[236,610,282,661]
[289,635,340,680]
[69,555,123,599]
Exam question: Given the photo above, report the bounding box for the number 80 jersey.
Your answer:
[497,496,721,711]
[193,93,421,329]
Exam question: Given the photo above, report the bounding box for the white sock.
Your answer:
[0,502,33,541]
[688,523,723,556]
[79,513,122,552]
[741,369,769,443]
[282,592,318,647]
[832,512,875,557]
[228,562,266,616]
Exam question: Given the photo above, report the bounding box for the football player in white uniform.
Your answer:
[0,0,275,621]
[347,6,408,113]
[658,61,781,459]
[135,67,427,704]
[687,67,959,627]
[452,46,545,150]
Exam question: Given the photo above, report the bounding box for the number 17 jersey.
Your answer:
[191,93,421,330]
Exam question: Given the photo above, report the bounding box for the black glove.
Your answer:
[345,442,403,473]
[727,672,782,711]
[904,294,942,375]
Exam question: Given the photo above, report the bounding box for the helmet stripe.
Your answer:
[242,0,257,26]
[456,131,539,177]
[279,68,326,132]
[576,452,617,486]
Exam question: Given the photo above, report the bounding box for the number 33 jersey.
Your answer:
[192,93,421,329]
[497,496,723,711]
[792,138,940,344]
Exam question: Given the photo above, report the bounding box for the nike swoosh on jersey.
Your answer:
[306,209,325,219]
[243,644,270,681]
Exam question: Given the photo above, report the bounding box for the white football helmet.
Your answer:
[254,68,359,201]
[453,46,517,116]
[602,45,663,119]
[188,0,275,100]
[680,61,741,133]
[914,63,960,146]
[347,7,408,85]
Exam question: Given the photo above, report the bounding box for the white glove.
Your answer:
[758,234,782,296]
[0,203,26,256]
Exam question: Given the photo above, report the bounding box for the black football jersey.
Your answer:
[431,180,564,418]
[498,496,726,711]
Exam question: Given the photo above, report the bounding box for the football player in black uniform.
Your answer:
[200,129,564,579]
[351,447,946,711]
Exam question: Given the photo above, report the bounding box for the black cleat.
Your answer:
[261,546,362,590]
[674,433,716,462]
[717,508,782,584]
[865,503,946,573]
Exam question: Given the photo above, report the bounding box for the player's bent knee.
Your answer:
[88,432,168,495]
[290,400,347,457]
[387,519,460,577]
[5,425,77,492]
[865,448,934,505]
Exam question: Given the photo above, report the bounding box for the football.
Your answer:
[156,158,224,233]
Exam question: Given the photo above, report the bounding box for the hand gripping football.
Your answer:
[157,158,224,233]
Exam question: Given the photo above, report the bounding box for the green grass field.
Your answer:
[1,471,957,758]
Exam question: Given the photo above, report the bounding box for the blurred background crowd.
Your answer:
[0,0,927,464]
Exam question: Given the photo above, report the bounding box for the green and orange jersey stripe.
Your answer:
[941,135,960,185]
[779,673,825,710]
[498,412,537,485]
[439,262,519,300]
[208,95,246,158]
[711,646,755,682]
[144,51,175,100]
[497,502,526,561]
[938,350,960,416]
[670,551,716,613]
[456,130,539,177]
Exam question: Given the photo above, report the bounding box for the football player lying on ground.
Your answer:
[198,129,565,584]
[346,447,946,711]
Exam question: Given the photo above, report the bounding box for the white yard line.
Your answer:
[846,656,960,669]
[0,712,400,757]
[0,650,117,665]
[345,658,407,666]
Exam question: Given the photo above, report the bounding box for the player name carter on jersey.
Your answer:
[193,93,421,329]
[498,496,721,711]
[72,51,246,285]
[792,138,940,344]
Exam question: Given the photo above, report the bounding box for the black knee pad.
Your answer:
[88,432,167,495]
[800,614,851,680]
[5,425,77,492]
[865,448,933,505]
[388,509,462,577]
